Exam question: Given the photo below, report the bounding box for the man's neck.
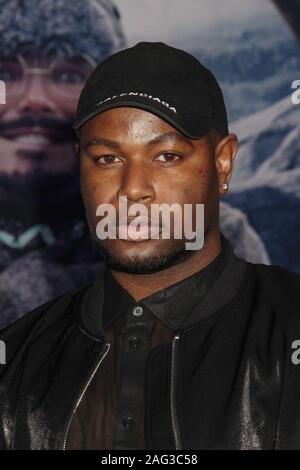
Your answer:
[111,230,222,301]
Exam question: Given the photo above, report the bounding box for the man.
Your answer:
[0,0,126,328]
[1,42,300,450]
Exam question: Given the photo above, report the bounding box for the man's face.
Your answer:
[0,54,94,207]
[79,107,227,274]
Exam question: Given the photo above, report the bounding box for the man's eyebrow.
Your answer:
[147,131,194,147]
[85,137,121,150]
[84,131,194,150]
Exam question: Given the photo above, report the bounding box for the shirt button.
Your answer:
[132,306,143,317]
[122,416,135,429]
[128,336,141,349]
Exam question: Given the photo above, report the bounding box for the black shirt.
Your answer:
[66,234,229,450]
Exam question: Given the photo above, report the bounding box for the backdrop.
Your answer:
[0,0,299,328]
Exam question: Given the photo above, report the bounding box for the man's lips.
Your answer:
[1,126,70,144]
[117,223,162,242]
[105,216,162,242]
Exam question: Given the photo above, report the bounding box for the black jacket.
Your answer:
[1,239,300,450]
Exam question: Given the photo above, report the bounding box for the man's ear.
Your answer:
[214,133,238,195]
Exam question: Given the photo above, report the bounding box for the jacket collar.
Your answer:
[78,232,248,340]
[101,232,229,330]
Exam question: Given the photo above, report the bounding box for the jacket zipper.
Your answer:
[62,341,110,450]
[170,334,182,450]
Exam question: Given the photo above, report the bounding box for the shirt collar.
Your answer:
[102,232,229,330]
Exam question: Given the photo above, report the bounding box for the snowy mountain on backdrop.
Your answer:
[222,95,300,273]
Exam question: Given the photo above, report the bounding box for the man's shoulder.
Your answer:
[0,276,104,345]
[251,261,300,289]
[245,260,300,326]
[0,275,106,388]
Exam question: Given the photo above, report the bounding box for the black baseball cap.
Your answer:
[73,41,229,140]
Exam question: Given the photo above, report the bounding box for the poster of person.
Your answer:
[0,0,126,328]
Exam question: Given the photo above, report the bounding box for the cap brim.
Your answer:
[73,98,212,140]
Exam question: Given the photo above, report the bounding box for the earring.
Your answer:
[222,183,228,191]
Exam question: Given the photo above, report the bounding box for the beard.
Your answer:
[91,237,195,274]
[0,161,84,224]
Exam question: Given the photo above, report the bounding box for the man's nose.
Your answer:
[16,75,56,114]
[118,161,155,203]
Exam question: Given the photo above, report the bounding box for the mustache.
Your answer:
[0,113,75,139]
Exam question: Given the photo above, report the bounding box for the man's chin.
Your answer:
[96,240,190,274]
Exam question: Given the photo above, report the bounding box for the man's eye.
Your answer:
[95,155,121,165]
[155,153,180,163]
